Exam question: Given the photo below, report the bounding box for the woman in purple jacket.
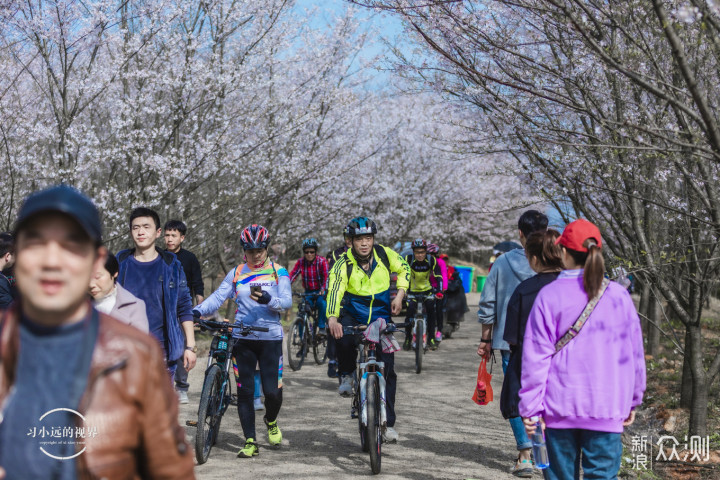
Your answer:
[519,219,646,479]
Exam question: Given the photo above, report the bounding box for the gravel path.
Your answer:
[182,293,531,479]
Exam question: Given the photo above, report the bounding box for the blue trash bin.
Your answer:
[454,266,474,294]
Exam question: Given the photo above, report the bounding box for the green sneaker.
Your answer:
[265,417,282,446]
[237,438,259,458]
[429,339,438,351]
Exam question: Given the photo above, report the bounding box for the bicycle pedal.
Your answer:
[185,420,197,427]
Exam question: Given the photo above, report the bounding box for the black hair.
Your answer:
[163,219,187,236]
[0,232,14,257]
[104,250,119,278]
[129,207,161,230]
[518,210,549,237]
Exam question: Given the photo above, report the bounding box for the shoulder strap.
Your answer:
[233,264,245,284]
[373,245,390,271]
[344,252,353,282]
[554,278,611,352]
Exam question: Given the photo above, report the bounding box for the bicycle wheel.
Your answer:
[286,318,306,371]
[367,374,382,474]
[196,364,224,464]
[313,321,328,365]
[414,319,424,374]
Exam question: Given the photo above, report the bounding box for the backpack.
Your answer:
[345,245,391,280]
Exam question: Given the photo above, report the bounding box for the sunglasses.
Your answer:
[304,250,316,255]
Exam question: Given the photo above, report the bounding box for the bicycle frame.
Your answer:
[358,343,388,429]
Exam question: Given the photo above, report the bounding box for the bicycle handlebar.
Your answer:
[407,293,436,301]
[292,292,323,298]
[342,322,408,336]
[194,318,270,334]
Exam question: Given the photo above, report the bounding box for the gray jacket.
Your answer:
[477,248,535,350]
[110,284,150,333]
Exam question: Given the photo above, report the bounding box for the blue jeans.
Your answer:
[306,290,327,329]
[501,350,532,451]
[545,428,622,479]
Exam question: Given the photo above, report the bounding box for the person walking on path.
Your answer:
[117,208,196,379]
[476,209,548,476]
[90,252,149,333]
[519,219,646,480]
[500,229,563,477]
[164,219,204,404]
[0,185,194,479]
[193,224,292,458]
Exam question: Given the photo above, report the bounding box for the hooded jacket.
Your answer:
[477,248,534,351]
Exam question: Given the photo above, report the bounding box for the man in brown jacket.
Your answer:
[0,185,195,479]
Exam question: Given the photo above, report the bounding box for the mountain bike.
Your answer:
[344,322,401,475]
[191,318,268,464]
[286,292,327,371]
[407,292,434,374]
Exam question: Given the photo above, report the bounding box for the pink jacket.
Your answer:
[430,256,449,291]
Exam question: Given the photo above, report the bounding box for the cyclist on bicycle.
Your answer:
[403,239,443,351]
[193,224,291,458]
[326,217,410,443]
[288,238,329,334]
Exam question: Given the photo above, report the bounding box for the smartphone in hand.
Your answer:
[250,284,263,296]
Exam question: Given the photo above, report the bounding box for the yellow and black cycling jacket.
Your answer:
[405,253,443,293]
[326,245,410,324]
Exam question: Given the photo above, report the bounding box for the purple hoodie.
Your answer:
[518,269,646,433]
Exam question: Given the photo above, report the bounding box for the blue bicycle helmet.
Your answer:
[346,217,377,237]
[302,238,319,251]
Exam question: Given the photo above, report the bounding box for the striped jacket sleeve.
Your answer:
[326,254,349,319]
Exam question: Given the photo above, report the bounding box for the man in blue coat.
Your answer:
[117,207,196,378]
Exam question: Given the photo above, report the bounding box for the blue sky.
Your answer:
[294,0,409,88]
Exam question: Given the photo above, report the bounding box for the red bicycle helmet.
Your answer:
[427,243,439,254]
[240,224,269,250]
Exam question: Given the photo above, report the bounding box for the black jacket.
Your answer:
[170,248,204,297]
[0,272,17,309]
[444,271,468,322]
[500,272,559,419]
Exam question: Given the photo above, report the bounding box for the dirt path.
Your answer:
[182,293,530,479]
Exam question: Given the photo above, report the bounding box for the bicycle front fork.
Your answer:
[359,371,388,429]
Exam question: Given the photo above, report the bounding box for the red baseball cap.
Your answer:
[556,219,602,252]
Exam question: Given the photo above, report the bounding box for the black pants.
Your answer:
[327,334,337,362]
[232,339,283,440]
[405,291,438,340]
[336,315,397,427]
[173,358,189,392]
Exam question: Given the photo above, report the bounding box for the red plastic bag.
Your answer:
[472,357,493,405]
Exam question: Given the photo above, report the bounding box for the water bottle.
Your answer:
[530,416,550,469]
[475,380,486,404]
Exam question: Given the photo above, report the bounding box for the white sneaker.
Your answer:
[338,375,354,397]
[177,391,189,404]
[254,397,264,411]
[383,426,399,443]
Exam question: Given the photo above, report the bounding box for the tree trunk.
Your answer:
[687,324,708,437]
[680,328,692,408]
[647,294,661,356]
[639,282,650,335]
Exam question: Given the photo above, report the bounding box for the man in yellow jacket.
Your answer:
[326,217,410,443]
